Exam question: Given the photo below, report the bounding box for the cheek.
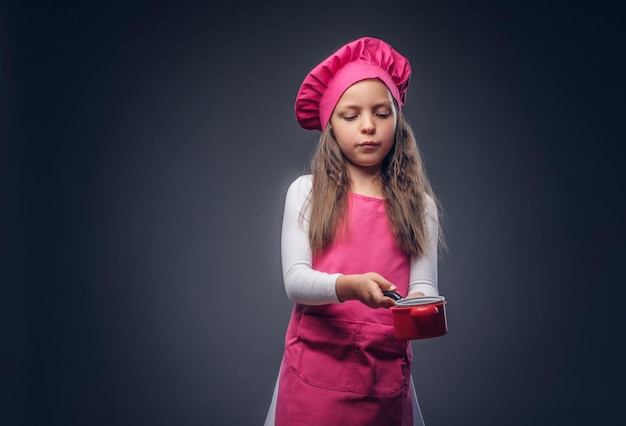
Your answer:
[382,123,397,143]
[332,127,352,145]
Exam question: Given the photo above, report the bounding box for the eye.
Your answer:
[375,110,391,118]
[342,114,357,121]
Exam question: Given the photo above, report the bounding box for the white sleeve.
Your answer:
[281,175,342,305]
[408,194,440,296]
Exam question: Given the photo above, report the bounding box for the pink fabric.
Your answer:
[295,37,412,131]
[276,193,414,425]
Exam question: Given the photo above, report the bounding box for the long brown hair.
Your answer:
[305,109,445,257]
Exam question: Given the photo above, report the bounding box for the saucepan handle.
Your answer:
[382,291,403,301]
[410,306,439,316]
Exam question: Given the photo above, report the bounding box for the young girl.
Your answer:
[265,36,444,426]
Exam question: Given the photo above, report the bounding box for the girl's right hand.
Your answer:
[335,272,398,309]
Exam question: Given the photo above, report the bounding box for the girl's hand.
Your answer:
[335,272,398,309]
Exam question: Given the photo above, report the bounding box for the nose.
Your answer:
[360,114,375,134]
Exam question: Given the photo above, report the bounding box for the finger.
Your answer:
[374,291,397,307]
[380,298,396,309]
[380,281,397,292]
[368,274,396,292]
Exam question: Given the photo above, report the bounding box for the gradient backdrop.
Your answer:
[4,1,624,425]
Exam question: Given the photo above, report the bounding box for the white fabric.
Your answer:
[265,174,439,425]
[280,175,342,305]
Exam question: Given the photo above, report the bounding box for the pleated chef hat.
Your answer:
[295,36,412,131]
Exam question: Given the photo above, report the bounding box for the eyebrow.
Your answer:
[336,101,393,110]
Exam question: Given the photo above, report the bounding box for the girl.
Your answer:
[265,37,444,426]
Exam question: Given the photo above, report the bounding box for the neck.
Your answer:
[347,163,384,198]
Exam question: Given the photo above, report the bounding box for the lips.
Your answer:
[358,141,379,147]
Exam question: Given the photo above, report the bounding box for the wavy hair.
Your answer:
[306,108,445,257]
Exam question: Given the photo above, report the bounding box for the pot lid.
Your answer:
[395,295,445,307]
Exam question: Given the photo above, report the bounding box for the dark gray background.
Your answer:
[3,1,624,425]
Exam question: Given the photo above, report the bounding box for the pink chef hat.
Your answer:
[295,36,412,131]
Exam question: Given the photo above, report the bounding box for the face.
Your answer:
[330,79,397,172]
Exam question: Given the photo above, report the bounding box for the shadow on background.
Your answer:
[3,0,624,425]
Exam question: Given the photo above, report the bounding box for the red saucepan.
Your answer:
[384,292,448,340]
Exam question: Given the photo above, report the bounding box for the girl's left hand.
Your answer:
[405,291,425,299]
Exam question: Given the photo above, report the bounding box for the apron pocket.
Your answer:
[287,314,408,396]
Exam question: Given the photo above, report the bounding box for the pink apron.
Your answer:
[276,193,413,425]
